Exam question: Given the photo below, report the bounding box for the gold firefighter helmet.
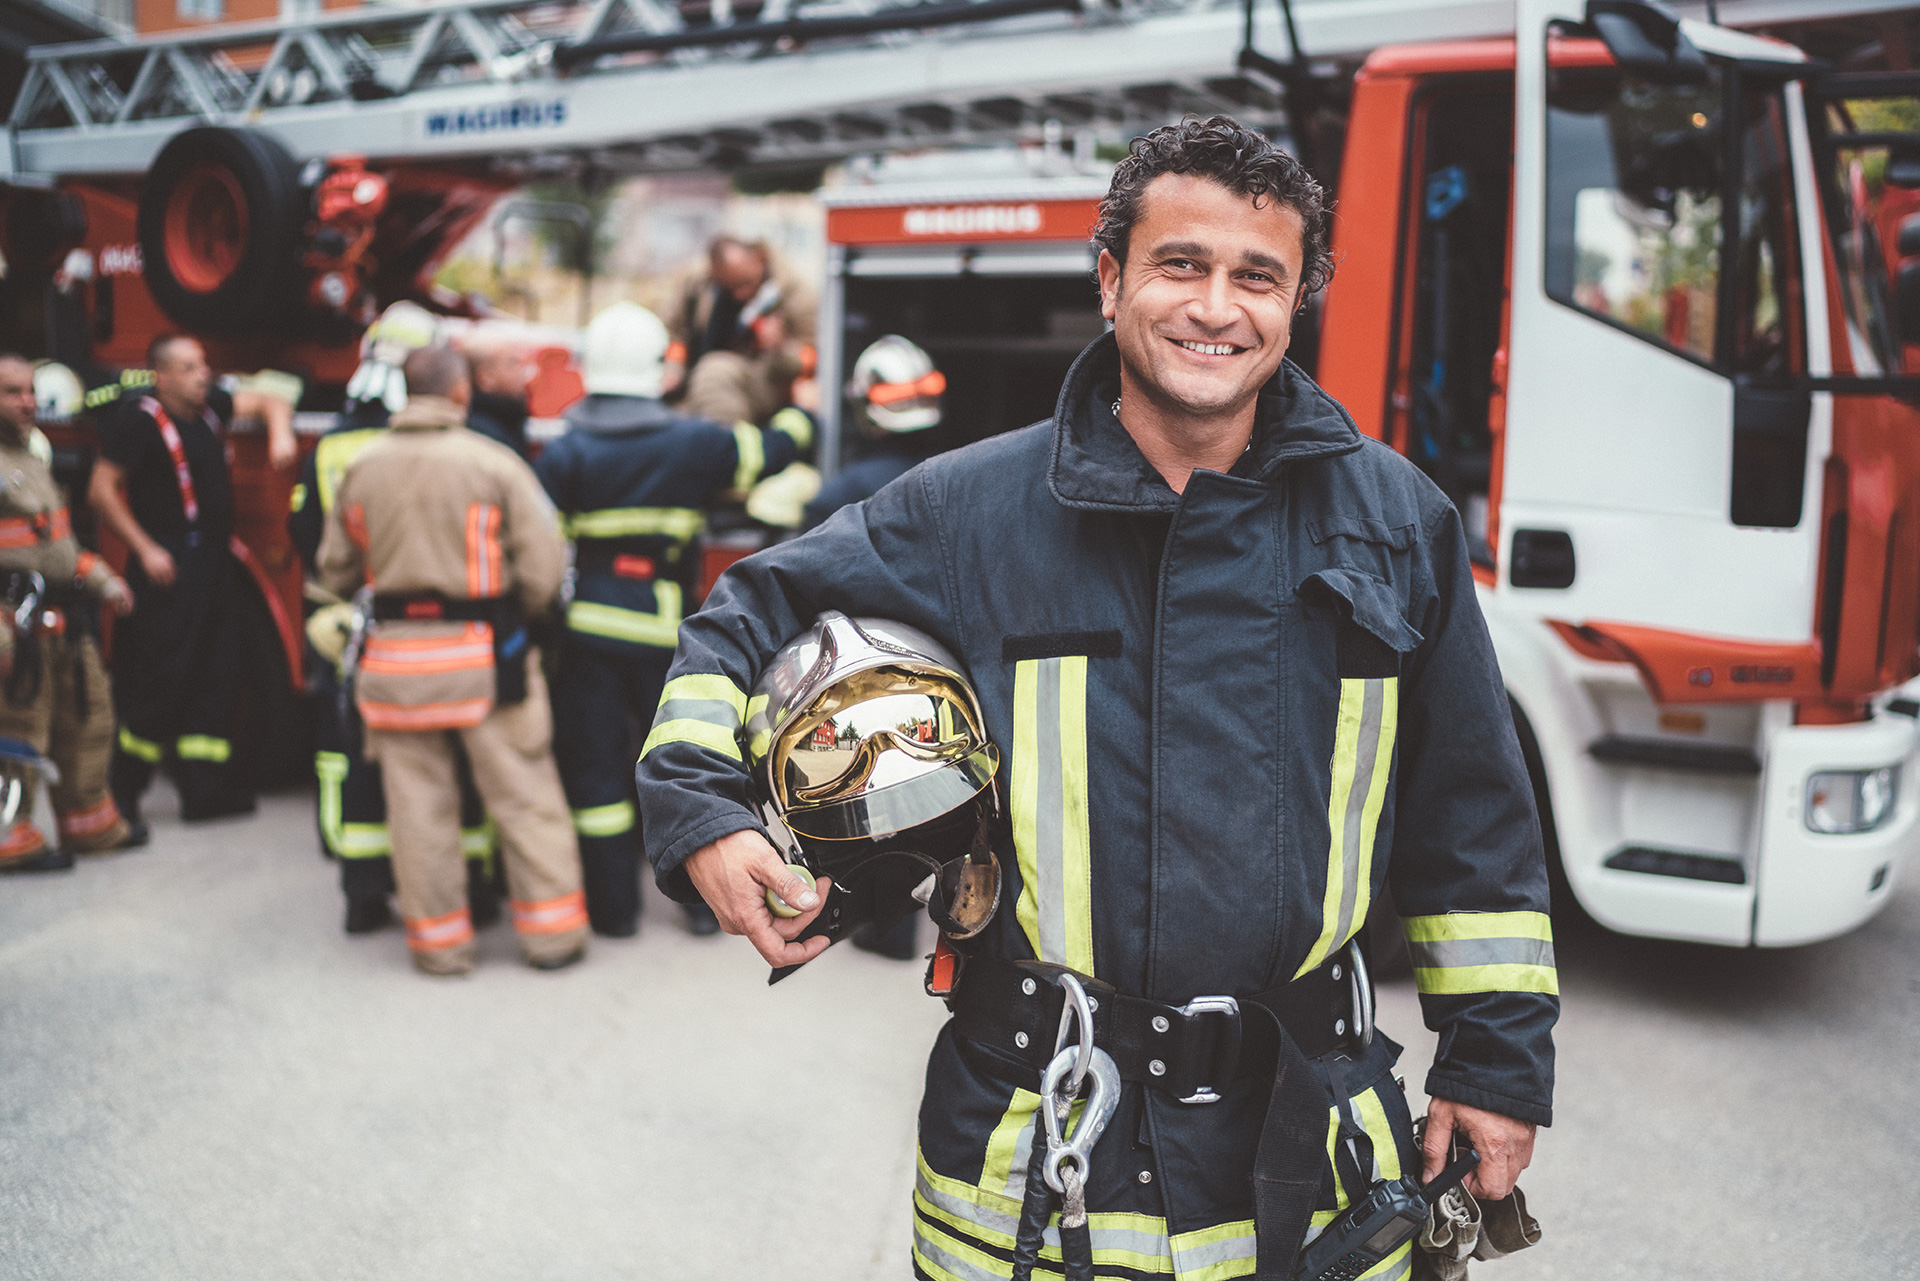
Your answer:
[747,611,1001,943]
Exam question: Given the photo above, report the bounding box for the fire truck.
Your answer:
[3,0,1916,946]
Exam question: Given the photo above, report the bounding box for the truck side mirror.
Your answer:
[1584,0,1709,84]
[1897,261,1920,346]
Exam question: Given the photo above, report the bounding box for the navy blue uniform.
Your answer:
[536,394,806,934]
[638,335,1557,1278]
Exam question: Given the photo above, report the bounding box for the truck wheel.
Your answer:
[137,127,303,335]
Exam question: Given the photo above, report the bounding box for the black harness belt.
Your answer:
[951,952,1363,1279]
[368,592,531,705]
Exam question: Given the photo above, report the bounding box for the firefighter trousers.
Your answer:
[0,627,127,853]
[550,637,671,935]
[312,656,496,902]
[109,541,250,817]
[365,656,585,972]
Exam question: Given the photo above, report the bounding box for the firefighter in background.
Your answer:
[664,237,816,425]
[316,345,585,976]
[0,353,136,871]
[798,334,948,960]
[535,302,811,939]
[461,326,534,460]
[291,303,499,935]
[89,336,298,825]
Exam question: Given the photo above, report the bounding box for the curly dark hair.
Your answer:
[1093,116,1333,306]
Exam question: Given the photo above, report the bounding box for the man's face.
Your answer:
[0,360,38,436]
[154,339,212,411]
[712,245,768,303]
[1098,173,1306,422]
[470,347,529,400]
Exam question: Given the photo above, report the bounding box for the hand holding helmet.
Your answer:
[681,828,834,969]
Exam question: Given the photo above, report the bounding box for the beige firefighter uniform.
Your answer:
[0,430,130,861]
[668,266,816,425]
[316,395,584,974]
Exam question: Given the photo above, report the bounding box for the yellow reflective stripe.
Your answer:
[572,800,636,837]
[1296,677,1398,979]
[316,751,347,857]
[978,1089,1038,1201]
[641,717,742,762]
[731,421,764,491]
[1351,1087,1404,1182]
[914,1150,1174,1276]
[566,583,682,648]
[565,506,705,541]
[743,693,772,761]
[1414,962,1559,996]
[315,428,385,516]
[118,727,162,762]
[659,673,750,719]
[289,482,308,513]
[462,820,495,861]
[769,406,814,450]
[340,823,391,858]
[1404,911,1558,995]
[176,734,231,762]
[1011,656,1094,975]
[1402,910,1553,942]
[1167,1218,1258,1279]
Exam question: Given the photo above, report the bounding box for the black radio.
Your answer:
[1292,1149,1480,1281]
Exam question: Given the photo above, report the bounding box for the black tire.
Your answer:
[137,127,304,335]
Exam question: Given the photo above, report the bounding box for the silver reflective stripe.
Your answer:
[1408,936,1557,971]
[1369,1248,1413,1281]
[652,698,743,731]
[1035,656,1066,967]
[917,1167,1017,1238]
[916,1163,1179,1269]
[1169,1226,1257,1274]
[1333,677,1387,948]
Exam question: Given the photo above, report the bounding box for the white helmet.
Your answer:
[344,300,439,413]
[582,302,670,399]
[31,361,84,423]
[849,335,943,433]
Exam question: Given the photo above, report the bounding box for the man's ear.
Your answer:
[1097,249,1122,322]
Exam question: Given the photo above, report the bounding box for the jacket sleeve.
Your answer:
[1387,501,1559,1127]
[635,464,955,899]
[501,459,567,615]
[315,470,365,600]
[708,411,810,494]
[531,435,573,517]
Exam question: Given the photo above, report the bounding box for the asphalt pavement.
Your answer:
[2,786,1916,1280]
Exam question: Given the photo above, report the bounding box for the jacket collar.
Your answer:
[388,396,467,432]
[1046,332,1364,513]
[564,393,677,435]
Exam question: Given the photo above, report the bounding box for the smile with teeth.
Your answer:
[1173,339,1243,356]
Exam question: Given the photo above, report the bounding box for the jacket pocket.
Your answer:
[1292,569,1421,979]
[357,621,496,730]
[1307,516,1417,552]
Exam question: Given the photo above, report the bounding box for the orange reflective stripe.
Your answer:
[48,507,70,540]
[344,502,370,552]
[360,698,492,730]
[75,550,100,577]
[868,369,947,406]
[404,907,475,952]
[510,890,588,935]
[665,341,688,365]
[0,821,46,858]
[361,623,494,676]
[466,503,502,597]
[57,796,121,838]
[0,518,37,548]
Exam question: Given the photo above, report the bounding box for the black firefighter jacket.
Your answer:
[637,334,1558,1281]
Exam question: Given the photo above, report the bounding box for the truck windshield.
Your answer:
[1543,49,1801,377]
[1815,92,1920,377]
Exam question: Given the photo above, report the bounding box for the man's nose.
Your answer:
[1185,271,1239,330]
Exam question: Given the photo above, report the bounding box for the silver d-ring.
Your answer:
[1053,972,1097,1093]
[1346,938,1374,1049]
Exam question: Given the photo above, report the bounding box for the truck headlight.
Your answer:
[1805,766,1900,834]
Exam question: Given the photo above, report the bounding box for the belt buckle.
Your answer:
[1175,994,1241,1105]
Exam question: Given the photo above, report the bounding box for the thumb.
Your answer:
[750,851,819,915]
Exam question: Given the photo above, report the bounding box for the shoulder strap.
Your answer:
[139,396,199,526]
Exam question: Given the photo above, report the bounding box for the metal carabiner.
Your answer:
[1053,971,1097,1093]
[1040,1042,1121,1195]
[1346,937,1375,1049]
